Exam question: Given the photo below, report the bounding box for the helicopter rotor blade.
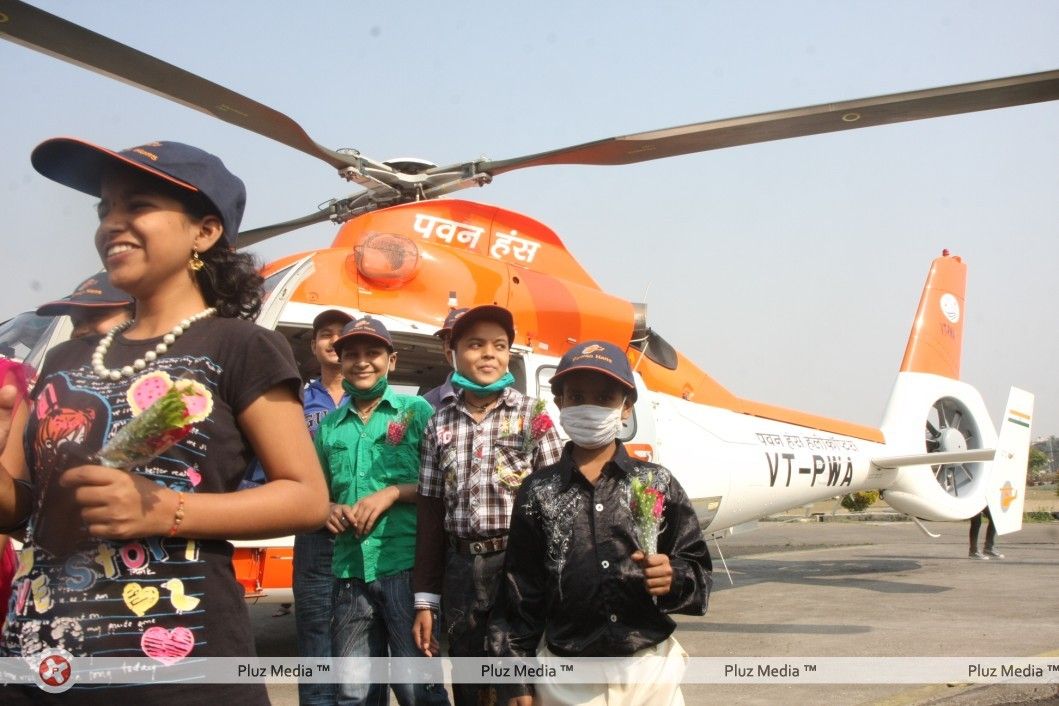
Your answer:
[236,190,386,248]
[456,69,1059,178]
[0,0,383,179]
[236,211,335,249]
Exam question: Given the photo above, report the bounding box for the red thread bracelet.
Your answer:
[168,492,186,537]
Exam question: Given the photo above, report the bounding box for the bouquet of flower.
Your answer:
[385,409,415,446]
[97,372,213,470]
[520,399,554,453]
[630,473,665,555]
[33,372,212,556]
[0,357,33,403]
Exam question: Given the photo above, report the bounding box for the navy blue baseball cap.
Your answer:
[434,307,469,338]
[312,309,354,334]
[551,340,637,401]
[448,305,515,346]
[31,138,246,245]
[334,317,394,353]
[36,270,133,317]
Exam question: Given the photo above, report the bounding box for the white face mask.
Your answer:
[559,403,625,449]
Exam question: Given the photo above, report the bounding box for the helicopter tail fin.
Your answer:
[899,252,966,380]
[877,252,997,521]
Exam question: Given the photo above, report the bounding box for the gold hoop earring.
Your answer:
[189,250,204,272]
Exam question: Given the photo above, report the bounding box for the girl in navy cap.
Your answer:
[0,138,329,704]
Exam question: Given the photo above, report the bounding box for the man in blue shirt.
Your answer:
[295,309,352,706]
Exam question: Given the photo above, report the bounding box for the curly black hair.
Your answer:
[172,187,264,320]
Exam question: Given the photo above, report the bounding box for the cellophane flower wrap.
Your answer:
[520,398,554,453]
[98,373,213,470]
[0,357,34,404]
[630,473,665,555]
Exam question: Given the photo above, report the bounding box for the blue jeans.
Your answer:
[293,530,336,705]
[332,569,450,706]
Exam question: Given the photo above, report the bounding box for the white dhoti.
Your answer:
[536,636,688,706]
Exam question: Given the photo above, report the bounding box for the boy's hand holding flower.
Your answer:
[631,550,674,596]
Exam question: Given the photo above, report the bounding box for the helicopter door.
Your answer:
[255,255,316,330]
[624,372,657,462]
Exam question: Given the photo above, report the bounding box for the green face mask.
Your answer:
[451,371,515,396]
[342,376,388,400]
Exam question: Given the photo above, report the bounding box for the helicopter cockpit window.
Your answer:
[0,311,59,366]
[536,365,636,442]
[260,266,295,300]
[629,328,678,371]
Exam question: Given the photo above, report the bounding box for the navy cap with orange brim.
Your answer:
[31,137,246,245]
[36,270,133,317]
[312,309,354,334]
[334,317,394,354]
[448,305,515,345]
[551,340,638,402]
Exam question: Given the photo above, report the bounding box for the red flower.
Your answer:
[386,409,415,446]
[530,412,553,439]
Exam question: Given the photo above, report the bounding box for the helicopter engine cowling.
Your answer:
[878,372,998,521]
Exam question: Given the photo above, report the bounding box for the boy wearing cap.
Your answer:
[35,270,134,339]
[316,317,449,706]
[290,308,352,706]
[487,340,712,706]
[412,304,563,706]
[421,307,466,411]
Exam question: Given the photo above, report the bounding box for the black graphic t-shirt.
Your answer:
[2,316,300,703]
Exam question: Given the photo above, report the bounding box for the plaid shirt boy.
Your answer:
[420,387,563,539]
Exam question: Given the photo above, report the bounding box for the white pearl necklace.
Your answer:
[92,307,217,381]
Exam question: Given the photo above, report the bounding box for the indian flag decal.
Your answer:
[1007,408,1031,428]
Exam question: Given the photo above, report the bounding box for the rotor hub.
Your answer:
[938,427,968,452]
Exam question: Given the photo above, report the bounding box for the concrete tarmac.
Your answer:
[252,520,1059,705]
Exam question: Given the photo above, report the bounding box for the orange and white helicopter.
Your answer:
[0,1,1052,602]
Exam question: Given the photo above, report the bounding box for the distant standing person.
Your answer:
[969,506,1003,559]
[293,308,352,705]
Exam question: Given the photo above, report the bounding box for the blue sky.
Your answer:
[1,1,1057,435]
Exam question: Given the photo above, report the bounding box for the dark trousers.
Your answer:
[969,508,997,552]
[443,548,506,706]
[293,529,337,705]
[332,570,450,706]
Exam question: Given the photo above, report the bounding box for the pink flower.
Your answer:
[650,489,665,520]
[630,475,665,555]
[519,399,553,453]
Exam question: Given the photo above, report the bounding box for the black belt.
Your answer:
[448,535,508,555]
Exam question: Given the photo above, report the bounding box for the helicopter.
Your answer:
[0,0,1051,602]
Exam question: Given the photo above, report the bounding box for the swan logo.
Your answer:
[939,293,960,324]
[1000,481,1017,511]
